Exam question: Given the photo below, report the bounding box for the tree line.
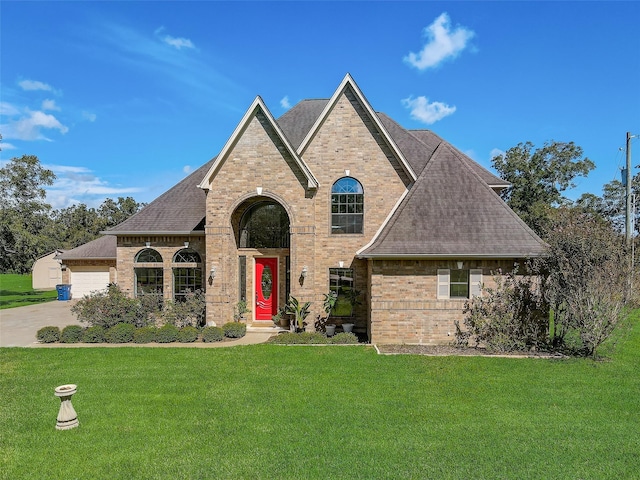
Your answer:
[1,155,145,273]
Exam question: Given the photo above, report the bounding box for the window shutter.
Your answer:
[470,269,483,297]
[437,269,450,300]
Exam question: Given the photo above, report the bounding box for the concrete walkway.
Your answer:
[0,300,278,347]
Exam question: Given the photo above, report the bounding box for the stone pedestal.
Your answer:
[55,384,79,430]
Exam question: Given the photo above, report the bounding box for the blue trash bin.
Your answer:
[56,284,71,301]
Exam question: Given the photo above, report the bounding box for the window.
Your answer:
[331,177,363,234]
[134,248,163,298]
[173,248,202,301]
[329,268,355,316]
[437,269,482,300]
[239,201,289,248]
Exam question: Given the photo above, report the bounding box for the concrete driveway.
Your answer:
[0,300,277,347]
[0,300,81,347]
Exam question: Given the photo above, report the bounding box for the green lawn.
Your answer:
[0,274,58,309]
[1,311,638,479]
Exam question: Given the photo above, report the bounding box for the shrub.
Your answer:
[178,326,199,343]
[201,326,224,342]
[223,322,246,339]
[60,325,84,343]
[71,284,149,328]
[268,332,329,344]
[330,332,359,344]
[161,290,206,328]
[458,269,549,353]
[82,326,106,343]
[134,326,158,344]
[105,323,135,343]
[36,326,60,343]
[156,324,179,343]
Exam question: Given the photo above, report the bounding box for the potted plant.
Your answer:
[341,289,361,333]
[285,296,311,333]
[314,291,338,335]
[233,300,251,322]
[271,306,289,329]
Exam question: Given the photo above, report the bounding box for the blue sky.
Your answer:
[1,1,638,209]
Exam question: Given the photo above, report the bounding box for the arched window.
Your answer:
[331,177,364,234]
[173,248,202,301]
[239,201,290,248]
[134,248,163,297]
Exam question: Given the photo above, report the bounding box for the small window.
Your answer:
[331,177,364,234]
[173,249,201,263]
[329,268,355,316]
[437,269,482,300]
[135,248,162,263]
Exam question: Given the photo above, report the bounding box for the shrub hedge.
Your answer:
[82,326,106,343]
[36,326,60,343]
[133,326,158,344]
[201,326,224,342]
[177,326,199,343]
[105,323,135,343]
[222,322,246,339]
[156,324,178,343]
[60,325,84,343]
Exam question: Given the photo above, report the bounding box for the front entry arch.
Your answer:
[255,257,278,321]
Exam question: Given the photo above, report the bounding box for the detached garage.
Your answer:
[59,236,117,299]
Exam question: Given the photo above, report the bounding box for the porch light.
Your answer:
[301,265,308,278]
[209,265,217,280]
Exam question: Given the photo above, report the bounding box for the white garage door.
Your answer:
[70,267,110,298]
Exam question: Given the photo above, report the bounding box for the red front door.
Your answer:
[255,257,278,321]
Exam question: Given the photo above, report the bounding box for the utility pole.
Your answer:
[626,131,632,246]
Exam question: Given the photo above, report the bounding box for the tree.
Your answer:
[0,155,56,273]
[97,197,145,230]
[492,141,594,234]
[576,173,640,236]
[536,207,632,357]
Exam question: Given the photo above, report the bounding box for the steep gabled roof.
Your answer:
[60,235,116,260]
[358,143,547,258]
[105,160,213,235]
[276,99,329,149]
[198,96,318,191]
[297,74,417,182]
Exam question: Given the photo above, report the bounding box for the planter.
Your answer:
[54,384,79,430]
[342,323,354,333]
[280,318,290,328]
[325,324,336,337]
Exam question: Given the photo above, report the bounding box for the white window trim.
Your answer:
[437,268,482,300]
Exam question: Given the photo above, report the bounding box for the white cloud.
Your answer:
[42,99,60,111]
[280,96,291,109]
[82,111,97,122]
[1,141,17,150]
[2,110,69,141]
[163,35,195,50]
[404,12,475,70]
[490,148,505,161]
[183,165,192,174]
[18,79,55,92]
[44,164,142,209]
[402,96,456,124]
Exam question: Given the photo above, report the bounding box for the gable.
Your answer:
[198,97,317,192]
[358,143,547,258]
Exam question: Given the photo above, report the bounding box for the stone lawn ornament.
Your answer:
[55,384,79,430]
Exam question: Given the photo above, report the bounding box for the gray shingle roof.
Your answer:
[101,93,543,259]
[60,235,116,260]
[358,143,546,258]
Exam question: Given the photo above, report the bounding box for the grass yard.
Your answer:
[0,274,58,309]
[1,311,638,479]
